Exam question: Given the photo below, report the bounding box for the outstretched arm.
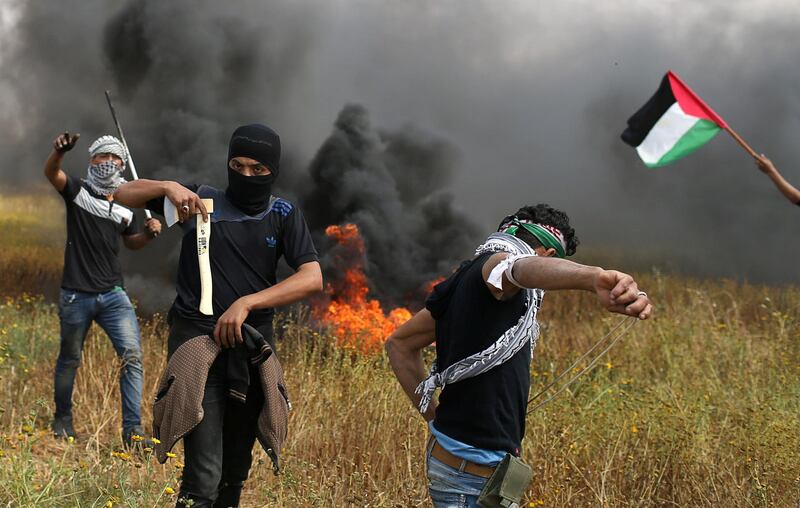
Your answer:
[755,154,800,205]
[44,132,80,193]
[114,179,209,223]
[482,253,653,320]
[213,261,324,348]
[384,309,437,421]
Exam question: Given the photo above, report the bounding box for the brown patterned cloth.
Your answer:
[152,333,290,471]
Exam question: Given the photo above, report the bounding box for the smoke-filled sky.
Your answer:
[2,0,799,309]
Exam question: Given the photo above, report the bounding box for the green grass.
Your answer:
[0,193,798,506]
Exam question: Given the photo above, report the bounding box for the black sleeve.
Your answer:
[58,175,81,202]
[280,206,319,270]
[145,182,198,216]
[122,210,141,236]
[425,259,472,319]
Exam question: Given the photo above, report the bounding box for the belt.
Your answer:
[428,437,496,479]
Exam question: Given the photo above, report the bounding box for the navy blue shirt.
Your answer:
[148,185,318,328]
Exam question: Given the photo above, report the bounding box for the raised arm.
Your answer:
[44,132,80,192]
[755,154,800,205]
[482,253,653,320]
[384,309,437,421]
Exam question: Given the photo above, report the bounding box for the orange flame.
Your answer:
[317,224,412,354]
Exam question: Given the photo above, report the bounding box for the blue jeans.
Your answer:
[54,288,143,431]
[426,440,488,508]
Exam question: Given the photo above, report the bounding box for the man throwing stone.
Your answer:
[44,132,161,444]
[385,204,653,508]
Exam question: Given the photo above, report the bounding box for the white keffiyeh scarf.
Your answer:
[415,232,544,413]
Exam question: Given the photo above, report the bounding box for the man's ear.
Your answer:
[544,247,557,258]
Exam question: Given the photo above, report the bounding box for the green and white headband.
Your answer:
[503,219,567,258]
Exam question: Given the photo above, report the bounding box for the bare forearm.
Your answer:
[43,150,67,191]
[766,168,800,204]
[385,340,431,417]
[122,233,153,251]
[44,151,63,178]
[512,256,603,291]
[114,179,174,208]
[241,263,322,311]
[385,310,438,420]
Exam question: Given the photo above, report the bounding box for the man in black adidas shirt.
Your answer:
[44,132,161,444]
[386,204,653,508]
[115,123,322,508]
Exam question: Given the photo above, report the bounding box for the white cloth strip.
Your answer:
[487,254,536,290]
[415,233,544,413]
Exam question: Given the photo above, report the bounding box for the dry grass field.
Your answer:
[0,192,798,506]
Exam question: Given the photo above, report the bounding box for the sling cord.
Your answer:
[526,316,637,414]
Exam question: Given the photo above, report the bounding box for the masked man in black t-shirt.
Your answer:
[115,124,323,507]
[386,204,653,508]
[44,132,162,444]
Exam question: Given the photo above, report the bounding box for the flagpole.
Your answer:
[724,126,758,159]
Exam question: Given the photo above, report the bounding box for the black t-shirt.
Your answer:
[59,175,138,293]
[147,185,318,328]
[426,252,531,455]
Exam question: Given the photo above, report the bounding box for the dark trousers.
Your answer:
[168,315,266,508]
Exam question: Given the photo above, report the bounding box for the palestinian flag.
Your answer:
[621,71,728,168]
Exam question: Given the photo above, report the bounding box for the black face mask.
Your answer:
[225,168,275,215]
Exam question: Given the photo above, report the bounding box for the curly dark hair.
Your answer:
[497,204,579,256]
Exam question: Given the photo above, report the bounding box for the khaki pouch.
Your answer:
[477,454,532,508]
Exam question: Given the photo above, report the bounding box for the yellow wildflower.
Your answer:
[165,487,176,494]
[631,425,639,433]
[166,452,177,458]
[152,437,161,444]
[605,361,612,369]
[106,502,113,508]
[131,434,144,442]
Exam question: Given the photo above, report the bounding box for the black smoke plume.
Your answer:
[302,104,479,307]
[2,0,800,313]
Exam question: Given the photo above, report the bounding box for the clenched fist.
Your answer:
[144,218,162,238]
[54,132,80,153]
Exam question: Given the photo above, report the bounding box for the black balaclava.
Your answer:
[225,124,281,215]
